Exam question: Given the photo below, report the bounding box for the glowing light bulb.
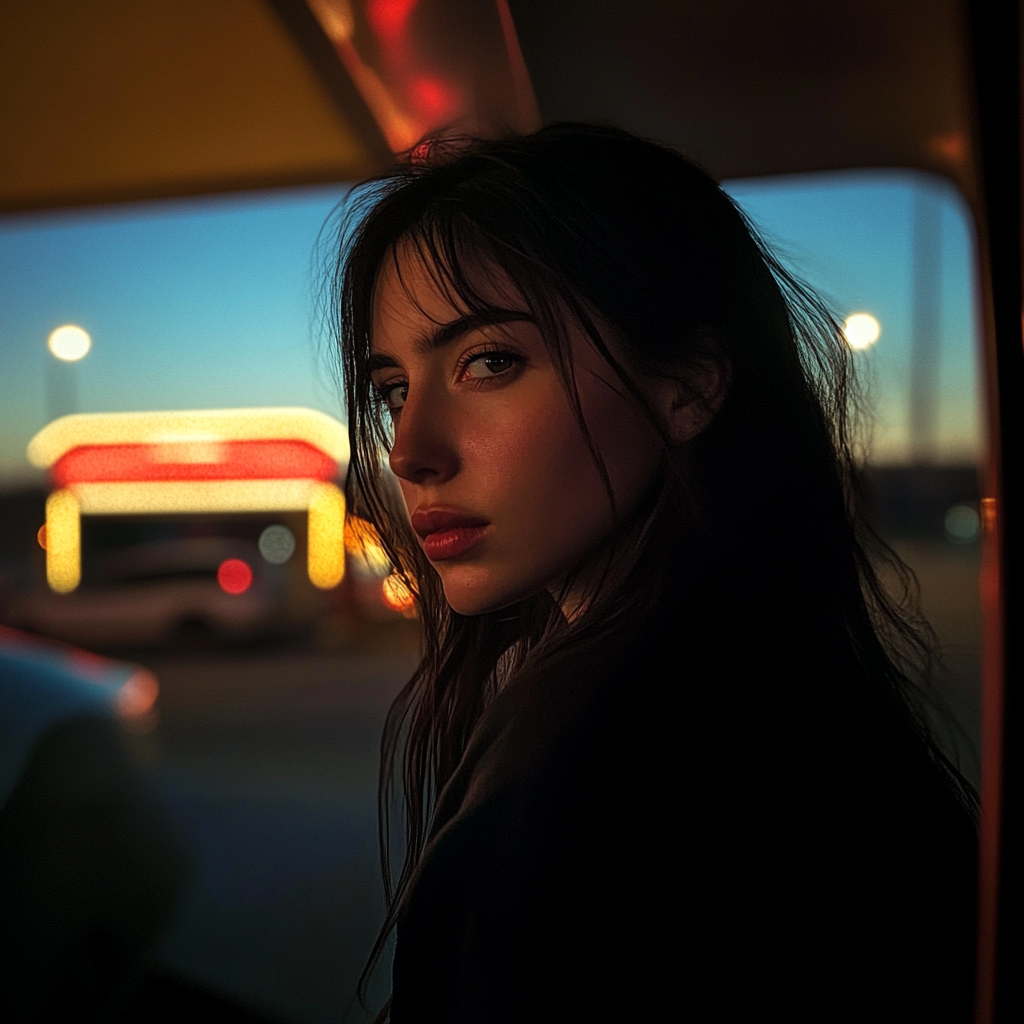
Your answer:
[48,325,91,361]
[842,313,881,351]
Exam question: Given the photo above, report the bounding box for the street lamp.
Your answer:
[48,324,91,361]
[46,323,90,421]
[842,312,881,351]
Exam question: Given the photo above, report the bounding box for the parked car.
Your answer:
[9,536,283,650]
[0,626,179,1019]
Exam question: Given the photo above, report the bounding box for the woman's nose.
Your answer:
[388,392,459,486]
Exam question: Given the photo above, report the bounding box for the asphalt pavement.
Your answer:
[137,635,417,1023]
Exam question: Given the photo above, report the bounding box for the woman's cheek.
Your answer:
[502,398,612,553]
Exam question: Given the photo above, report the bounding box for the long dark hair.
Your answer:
[322,122,977,1010]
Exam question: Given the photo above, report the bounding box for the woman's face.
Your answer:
[369,247,665,616]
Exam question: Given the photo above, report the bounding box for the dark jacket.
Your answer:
[389,603,977,1022]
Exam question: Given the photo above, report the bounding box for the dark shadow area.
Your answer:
[119,972,287,1022]
[0,467,981,1020]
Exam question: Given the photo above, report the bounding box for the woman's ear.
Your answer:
[659,355,731,444]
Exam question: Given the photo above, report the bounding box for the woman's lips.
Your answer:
[411,509,491,561]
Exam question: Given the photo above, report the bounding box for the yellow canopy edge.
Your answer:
[27,408,350,467]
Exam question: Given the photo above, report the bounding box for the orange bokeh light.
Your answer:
[218,558,253,595]
[382,573,415,612]
[116,668,160,719]
[928,130,967,164]
[36,524,47,549]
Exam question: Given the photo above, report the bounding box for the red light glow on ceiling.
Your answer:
[217,559,253,595]
[367,0,419,41]
[410,76,458,120]
[52,440,337,486]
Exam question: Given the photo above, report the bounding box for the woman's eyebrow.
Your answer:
[367,352,401,374]
[417,309,535,353]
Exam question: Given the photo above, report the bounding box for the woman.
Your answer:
[326,124,977,1022]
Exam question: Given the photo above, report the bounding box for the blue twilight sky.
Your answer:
[0,170,982,487]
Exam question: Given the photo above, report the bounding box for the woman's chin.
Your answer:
[443,588,516,617]
[439,571,540,617]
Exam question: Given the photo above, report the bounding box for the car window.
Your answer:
[0,171,985,1017]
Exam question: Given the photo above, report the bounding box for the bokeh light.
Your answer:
[842,312,881,351]
[307,481,346,589]
[47,324,92,361]
[218,558,253,594]
[259,524,296,564]
[345,515,393,576]
[945,503,980,544]
[382,573,415,612]
[116,668,160,719]
[45,488,81,593]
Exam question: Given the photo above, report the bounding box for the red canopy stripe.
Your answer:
[52,440,338,486]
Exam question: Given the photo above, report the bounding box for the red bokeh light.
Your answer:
[218,558,253,595]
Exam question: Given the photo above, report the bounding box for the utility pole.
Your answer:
[45,325,90,423]
[909,183,943,465]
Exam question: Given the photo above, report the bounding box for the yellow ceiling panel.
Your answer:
[0,0,391,213]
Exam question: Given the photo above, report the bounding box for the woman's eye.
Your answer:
[378,383,407,411]
[464,353,517,379]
